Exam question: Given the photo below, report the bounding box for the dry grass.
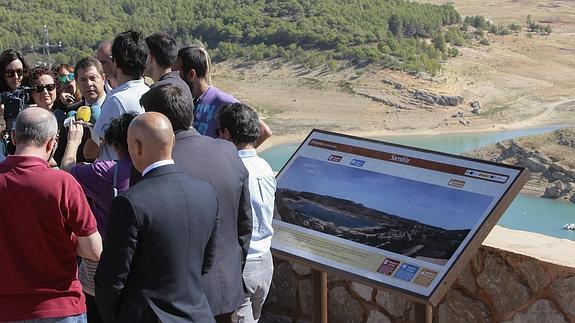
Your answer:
[208,0,575,150]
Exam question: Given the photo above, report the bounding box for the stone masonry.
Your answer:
[260,239,575,322]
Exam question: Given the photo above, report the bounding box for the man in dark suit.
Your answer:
[95,112,218,323]
[140,84,252,323]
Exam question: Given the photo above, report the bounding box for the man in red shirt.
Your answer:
[0,107,102,322]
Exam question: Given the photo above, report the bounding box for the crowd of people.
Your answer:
[0,30,276,323]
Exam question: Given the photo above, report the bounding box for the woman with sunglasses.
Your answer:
[54,64,82,109]
[24,67,59,112]
[0,49,29,137]
[0,49,29,93]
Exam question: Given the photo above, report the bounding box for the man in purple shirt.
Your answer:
[174,46,272,147]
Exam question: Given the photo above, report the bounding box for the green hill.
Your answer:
[0,0,461,74]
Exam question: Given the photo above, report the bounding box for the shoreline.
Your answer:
[260,121,575,205]
[258,120,570,152]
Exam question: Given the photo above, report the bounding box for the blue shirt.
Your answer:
[239,148,276,259]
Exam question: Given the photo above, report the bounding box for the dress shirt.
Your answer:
[238,148,276,259]
[141,159,175,177]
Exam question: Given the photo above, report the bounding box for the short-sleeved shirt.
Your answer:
[71,158,132,238]
[0,155,97,321]
[93,78,148,161]
[193,86,238,138]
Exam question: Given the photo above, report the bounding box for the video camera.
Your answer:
[1,87,32,156]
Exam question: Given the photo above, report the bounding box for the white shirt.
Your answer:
[142,159,175,177]
[238,148,276,259]
[93,78,149,161]
[89,93,107,108]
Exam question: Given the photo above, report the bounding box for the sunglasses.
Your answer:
[5,69,24,78]
[58,73,75,84]
[33,83,56,93]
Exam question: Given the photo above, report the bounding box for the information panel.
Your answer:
[272,129,528,305]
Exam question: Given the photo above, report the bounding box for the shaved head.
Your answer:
[96,39,116,88]
[96,40,112,58]
[128,112,174,172]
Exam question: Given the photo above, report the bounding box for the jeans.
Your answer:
[8,314,87,323]
[233,251,274,323]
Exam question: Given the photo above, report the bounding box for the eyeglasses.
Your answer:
[33,83,56,93]
[58,73,75,84]
[5,69,24,78]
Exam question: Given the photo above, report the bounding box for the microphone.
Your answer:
[89,104,100,124]
[76,106,91,122]
[63,110,77,127]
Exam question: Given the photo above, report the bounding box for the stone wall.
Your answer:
[260,227,575,322]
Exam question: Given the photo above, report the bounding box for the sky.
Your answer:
[278,156,494,230]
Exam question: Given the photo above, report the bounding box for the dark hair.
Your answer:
[140,84,194,132]
[74,57,105,77]
[0,49,29,92]
[145,32,177,68]
[217,102,260,145]
[54,63,82,103]
[177,46,210,80]
[111,30,149,79]
[23,66,55,86]
[104,112,137,152]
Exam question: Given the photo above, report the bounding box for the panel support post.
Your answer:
[311,269,328,323]
[413,302,433,323]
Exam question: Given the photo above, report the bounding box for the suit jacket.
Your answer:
[172,129,252,316]
[95,164,218,323]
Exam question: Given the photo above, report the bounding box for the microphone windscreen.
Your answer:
[66,110,77,118]
[90,104,101,124]
[76,106,91,122]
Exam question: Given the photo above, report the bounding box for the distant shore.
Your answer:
[258,119,566,152]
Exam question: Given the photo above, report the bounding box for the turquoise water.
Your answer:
[261,126,575,240]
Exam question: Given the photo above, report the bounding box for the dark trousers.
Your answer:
[215,313,233,323]
[85,293,103,323]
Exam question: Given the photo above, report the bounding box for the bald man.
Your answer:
[96,39,117,90]
[95,112,218,323]
[0,108,101,322]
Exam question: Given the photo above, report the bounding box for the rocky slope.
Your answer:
[464,128,575,202]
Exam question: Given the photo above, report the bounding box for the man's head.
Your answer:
[111,30,149,81]
[173,46,211,98]
[96,39,116,88]
[127,112,174,173]
[145,32,177,78]
[74,57,106,105]
[217,103,260,149]
[140,84,193,132]
[12,107,58,160]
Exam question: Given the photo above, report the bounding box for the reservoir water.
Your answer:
[261,126,575,241]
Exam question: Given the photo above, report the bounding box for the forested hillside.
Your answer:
[0,0,462,74]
